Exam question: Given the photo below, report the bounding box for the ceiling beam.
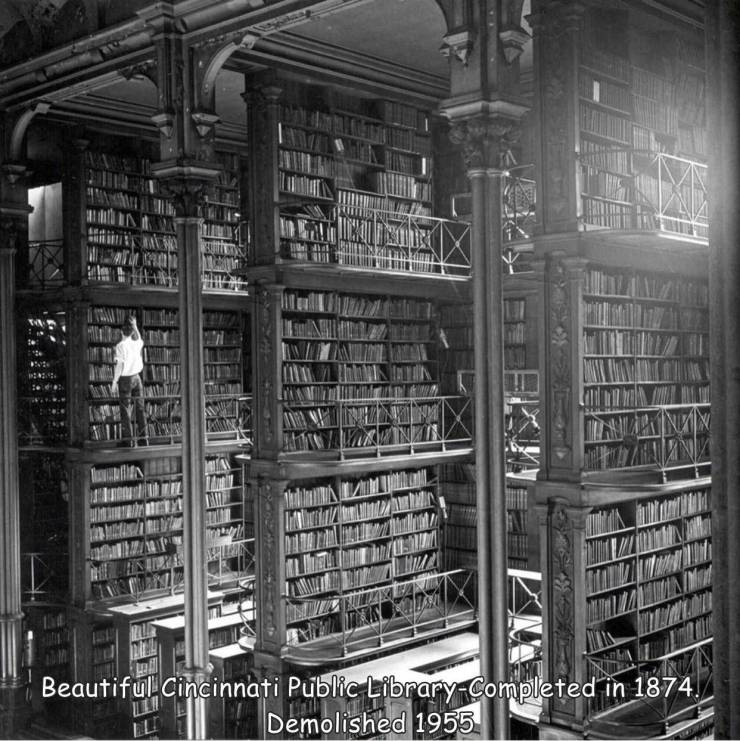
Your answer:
[228,31,449,103]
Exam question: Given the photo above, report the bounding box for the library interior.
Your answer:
[0,0,738,739]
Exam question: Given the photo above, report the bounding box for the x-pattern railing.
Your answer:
[507,400,540,469]
[336,205,471,276]
[88,392,252,446]
[22,552,68,602]
[503,168,537,243]
[579,149,708,243]
[283,395,473,456]
[652,153,708,239]
[25,240,64,289]
[584,403,710,478]
[585,638,713,731]
[207,537,255,588]
[509,568,543,623]
[284,570,477,656]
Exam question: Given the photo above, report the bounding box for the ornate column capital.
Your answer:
[448,114,521,170]
[152,169,218,218]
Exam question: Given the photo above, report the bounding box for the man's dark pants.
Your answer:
[119,374,146,442]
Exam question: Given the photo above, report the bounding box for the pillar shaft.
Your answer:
[175,211,209,741]
[470,167,509,739]
[707,1,740,737]
[0,242,22,690]
[0,167,31,732]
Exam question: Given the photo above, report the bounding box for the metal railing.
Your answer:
[86,263,249,291]
[503,166,537,261]
[282,395,473,457]
[580,150,708,243]
[585,637,713,733]
[89,536,253,602]
[22,552,68,603]
[334,205,471,276]
[207,537,255,588]
[508,569,543,684]
[584,402,710,479]
[506,400,540,470]
[87,392,252,447]
[284,569,477,657]
[24,240,64,289]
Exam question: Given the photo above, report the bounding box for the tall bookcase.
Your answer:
[154,612,243,739]
[245,78,474,733]
[574,11,708,240]
[16,131,253,739]
[538,478,712,734]
[533,4,711,734]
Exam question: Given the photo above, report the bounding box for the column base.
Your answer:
[0,682,31,738]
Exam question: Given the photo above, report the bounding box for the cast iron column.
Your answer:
[0,164,30,736]
[448,116,522,740]
[707,0,740,737]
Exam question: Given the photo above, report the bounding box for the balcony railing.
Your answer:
[585,638,713,735]
[503,165,537,256]
[584,402,710,479]
[580,150,708,243]
[334,205,471,277]
[87,392,252,447]
[508,569,543,685]
[283,569,477,662]
[24,240,64,289]
[207,537,255,589]
[22,551,68,603]
[282,395,473,457]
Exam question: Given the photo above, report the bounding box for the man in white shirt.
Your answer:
[111,315,147,446]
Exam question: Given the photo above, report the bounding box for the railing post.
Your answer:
[443,575,449,628]
[377,589,383,646]
[340,597,348,657]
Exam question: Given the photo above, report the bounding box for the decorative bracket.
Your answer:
[191,110,220,139]
[151,111,175,139]
[440,30,476,66]
[499,27,530,64]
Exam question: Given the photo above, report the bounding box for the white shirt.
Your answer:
[115,335,144,376]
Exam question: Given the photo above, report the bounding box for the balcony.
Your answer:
[281,394,473,459]
[584,402,710,480]
[585,638,713,738]
[580,151,708,245]
[87,392,252,448]
[20,240,249,292]
[281,204,472,279]
[282,569,478,665]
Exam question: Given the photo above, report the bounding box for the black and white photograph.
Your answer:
[0,0,737,739]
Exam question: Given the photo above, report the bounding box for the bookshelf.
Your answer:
[84,149,247,289]
[208,644,257,739]
[202,151,248,291]
[86,304,248,445]
[83,454,247,604]
[85,151,177,286]
[154,612,243,739]
[279,288,447,456]
[282,468,441,647]
[267,92,469,277]
[538,251,709,480]
[580,264,709,474]
[575,27,707,239]
[203,310,248,440]
[540,479,712,729]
